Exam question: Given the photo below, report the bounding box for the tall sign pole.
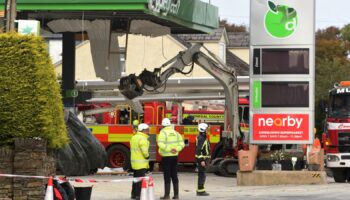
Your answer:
[249,0,315,145]
[5,0,16,32]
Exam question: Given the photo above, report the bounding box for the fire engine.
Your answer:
[78,43,249,176]
[116,43,249,176]
[78,97,249,174]
[324,81,350,182]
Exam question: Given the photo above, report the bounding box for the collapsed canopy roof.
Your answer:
[0,0,219,81]
[0,0,219,34]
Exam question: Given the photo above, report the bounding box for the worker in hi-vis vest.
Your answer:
[157,118,185,199]
[195,123,210,196]
[130,123,150,200]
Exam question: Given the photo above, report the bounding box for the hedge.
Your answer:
[0,33,68,148]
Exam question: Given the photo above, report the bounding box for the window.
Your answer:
[219,42,226,63]
[120,47,126,75]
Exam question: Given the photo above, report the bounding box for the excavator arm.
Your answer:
[118,43,240,145]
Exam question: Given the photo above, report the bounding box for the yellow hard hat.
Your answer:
[133,119,140,126]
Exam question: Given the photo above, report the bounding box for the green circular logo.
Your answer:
[264,1,298,38]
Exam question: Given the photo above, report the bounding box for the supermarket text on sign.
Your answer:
[253,114,309,141]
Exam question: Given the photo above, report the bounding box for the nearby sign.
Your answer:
[253,114,309,141]
[250,0,315,144]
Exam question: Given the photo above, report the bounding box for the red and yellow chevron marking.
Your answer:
[88,124,221,144]
[88,125,133,143]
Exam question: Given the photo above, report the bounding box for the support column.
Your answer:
[62,32,76,109]
[177,102,183,125]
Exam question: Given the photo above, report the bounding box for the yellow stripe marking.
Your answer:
[209,135,220,143]
[87,125,108,134]
[108,134,133,142]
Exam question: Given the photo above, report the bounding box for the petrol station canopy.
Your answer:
[0,0,219,34]
[0,0,219,82]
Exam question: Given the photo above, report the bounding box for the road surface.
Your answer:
[70,172,350,200]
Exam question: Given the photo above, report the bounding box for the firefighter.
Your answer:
[157,118,185,199]
[195,123,210,196]
[130,123,150,200]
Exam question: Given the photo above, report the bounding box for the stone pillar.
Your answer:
[12,138,56,200]
[0,147,14,199]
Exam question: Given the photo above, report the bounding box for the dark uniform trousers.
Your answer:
[197,160,206,191]
[131,168,148,198]
[195,133,210,192]
[162,156,179,185]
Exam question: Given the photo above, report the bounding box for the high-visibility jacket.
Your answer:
[157,126,185,157]
[195,132,210,162]
[130,131,150,170]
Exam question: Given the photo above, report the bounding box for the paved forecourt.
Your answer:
[70,172,350,200]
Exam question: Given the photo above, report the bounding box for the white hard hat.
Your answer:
[138,123,149,132]
[198,123,208,132]
[162,118,171,126]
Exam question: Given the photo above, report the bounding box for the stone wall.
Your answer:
[0,147,14,200]
[0,138,56,200]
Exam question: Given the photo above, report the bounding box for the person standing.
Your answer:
[157,118,185,199]
[195,123,210,196]
[130,123,150,200]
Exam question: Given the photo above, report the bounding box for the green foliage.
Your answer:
[0,33,68,148]
[316,26,340,40]
[219,19,247,33]
[340,24,350,42]
[269,150,291,161]
[315,25,350,132]
[315,59,350,129]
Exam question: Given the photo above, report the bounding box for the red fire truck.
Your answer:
[78,97,249,171]
[324,81,350,182]
[80,43,249,176]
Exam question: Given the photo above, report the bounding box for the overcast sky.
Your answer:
[208,0,350,30]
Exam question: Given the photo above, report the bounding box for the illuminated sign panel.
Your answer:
[253,114,309,141]
[250,0,315,144]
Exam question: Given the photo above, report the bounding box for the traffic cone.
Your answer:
[44,177,54,200]
[148,176,155,200]
[140,178,148,200]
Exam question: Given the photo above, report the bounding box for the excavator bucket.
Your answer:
[118,74,143,100]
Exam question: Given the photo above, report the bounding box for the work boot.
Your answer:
[197,191,210,196]
[160,183,171,199]
[172,182,179,199]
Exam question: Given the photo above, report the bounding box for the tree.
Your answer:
[0,33,68,148]
[219,19,247,32]
[315,59,350,128]
[316,26,340,40]
[315,25,350,131]
[340,24,350,42]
